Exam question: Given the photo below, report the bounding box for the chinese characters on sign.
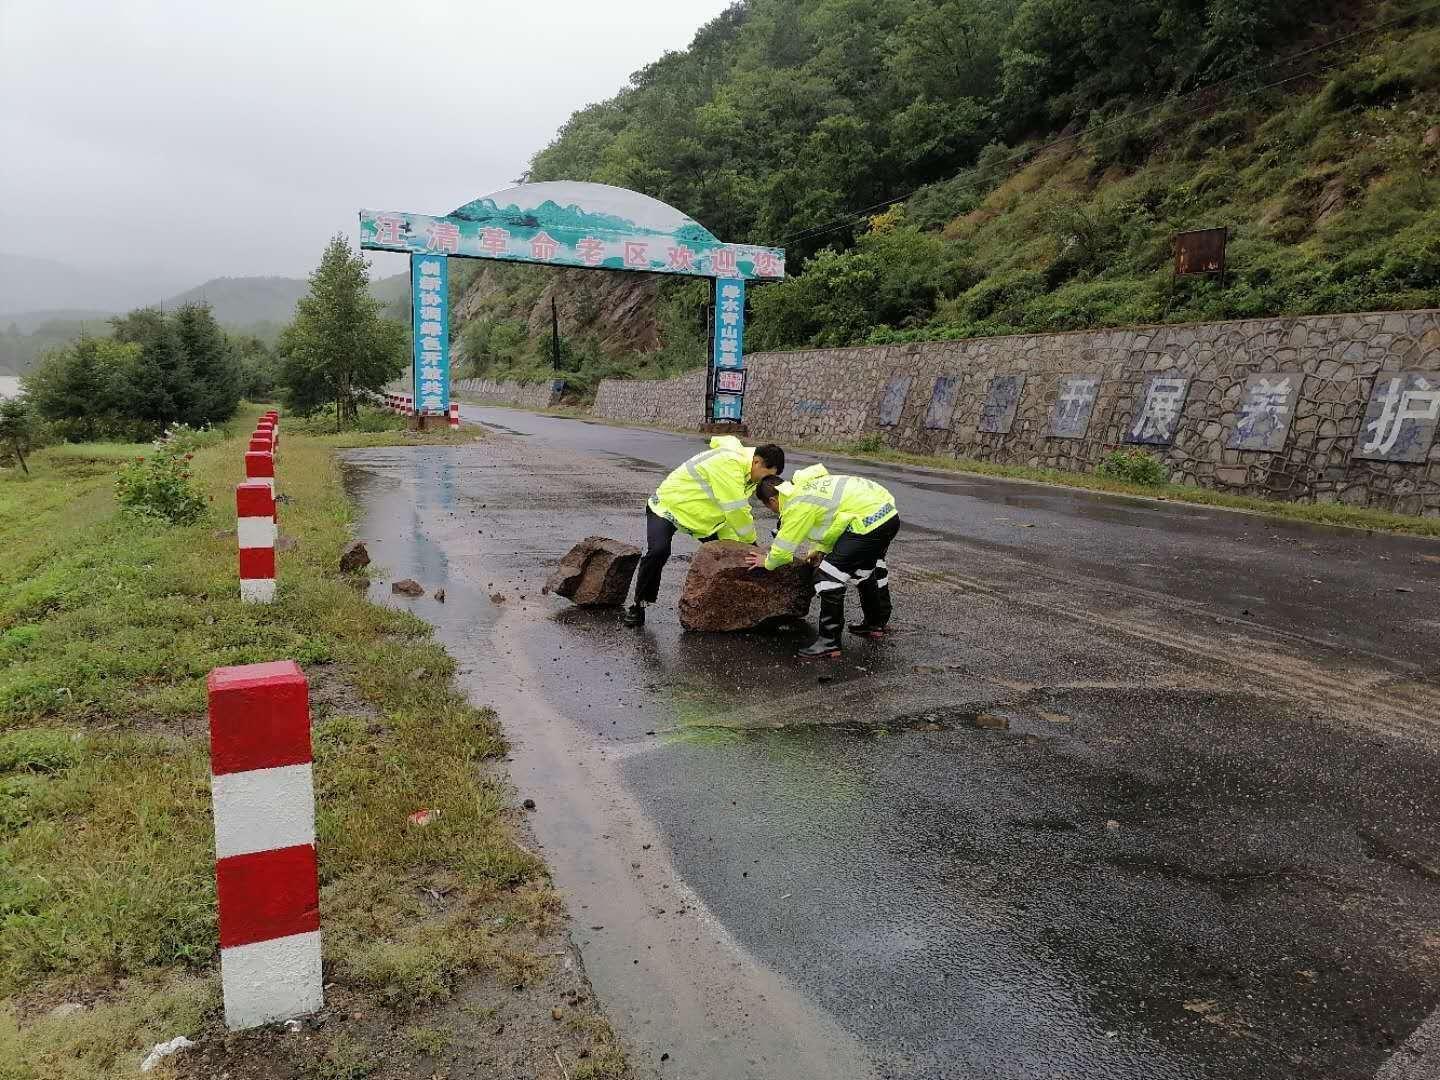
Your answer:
[411,255,449,416]
[924,376,961,430]
[1355,371,1440,463]
[1128,375,1189,446]
[365,184,786,428]
[1049,375,1101,439]
[979,376,1025,435]
[360,202,784,281]
[711,279,747,422]
[714,280,745,370]
[1229,374,1295,451]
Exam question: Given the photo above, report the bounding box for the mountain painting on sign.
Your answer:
[360,181,785,281]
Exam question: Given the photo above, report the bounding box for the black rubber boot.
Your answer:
[622,604,646,627]
[848,623,893,640]
[855,563,892,635]
[797,591,844,659]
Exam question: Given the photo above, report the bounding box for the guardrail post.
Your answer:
[236,481,277,604]
[208,660,321,1030]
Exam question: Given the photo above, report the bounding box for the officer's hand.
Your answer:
[743,551,766,569]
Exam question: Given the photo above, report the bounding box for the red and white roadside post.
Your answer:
[207,661,322,1030]
[245,449,274,493]
[448,402,460,429]
[236,481,277,604]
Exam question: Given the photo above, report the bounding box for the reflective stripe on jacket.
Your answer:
[649,435,759,543]
[763,463,896,570]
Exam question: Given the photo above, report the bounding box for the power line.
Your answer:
[781,1,1440,247]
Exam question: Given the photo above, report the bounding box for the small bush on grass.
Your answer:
[114,443,208,525]
[1097,448,1168,486]
[845,435,887,455]
[289,405,406,435]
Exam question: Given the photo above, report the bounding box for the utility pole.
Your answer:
[551,295,562,372]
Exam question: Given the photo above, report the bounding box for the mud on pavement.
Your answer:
[343,420,1440,1080]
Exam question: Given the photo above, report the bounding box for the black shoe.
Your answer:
[622,604,645,627]
[797,638,842,660]
[848,623,892,640]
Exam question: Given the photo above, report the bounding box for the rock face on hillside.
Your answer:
[544,536,641,608]
[678,541,814,632]
[453,265,661,359]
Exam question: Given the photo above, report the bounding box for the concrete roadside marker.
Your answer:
[208,660,322,1030]
[448,401,460,429]
[245,449,275,493]
[236,481,277,604]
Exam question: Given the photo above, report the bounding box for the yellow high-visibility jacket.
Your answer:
[649,435,759,544]
[763,464,897,570]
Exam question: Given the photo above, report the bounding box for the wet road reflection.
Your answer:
[341,425,1440,1080]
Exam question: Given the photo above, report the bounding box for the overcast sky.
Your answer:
[0,0,731,289]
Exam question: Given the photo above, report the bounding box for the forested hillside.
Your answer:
[462,0,1440,385]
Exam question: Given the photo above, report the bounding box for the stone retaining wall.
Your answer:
[592,369,709,427]
[451,378,561,410]
[589,309,1440,517]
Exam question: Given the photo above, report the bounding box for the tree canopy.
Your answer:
[24,304,242,441]
[276,236,407,425]
[526,0,1329,251]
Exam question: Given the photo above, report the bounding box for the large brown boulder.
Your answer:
[544,536,641,608]
[678,541,814,632]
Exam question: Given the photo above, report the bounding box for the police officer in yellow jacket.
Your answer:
[623,435,786,627]
[745,463,900,658]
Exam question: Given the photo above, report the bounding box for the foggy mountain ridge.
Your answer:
[2,252,410,327]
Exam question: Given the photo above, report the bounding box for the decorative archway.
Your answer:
[359,181,785,425]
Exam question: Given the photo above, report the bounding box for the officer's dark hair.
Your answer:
[755,444,785,476]
[756,475,783,506]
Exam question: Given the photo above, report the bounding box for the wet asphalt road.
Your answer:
[343,406,1440,1080]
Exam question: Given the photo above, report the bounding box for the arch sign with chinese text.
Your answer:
[360,181,785,423]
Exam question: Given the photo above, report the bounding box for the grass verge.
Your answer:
[811,439,1440,539]
[0,406,618,1079]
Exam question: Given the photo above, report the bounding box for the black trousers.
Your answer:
[635,507,719,605]
[815,515,900,629]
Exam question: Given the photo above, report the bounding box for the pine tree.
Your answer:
[278,235,407,426]
[0,394,36,473]
[110,308,190,427]
[174,303,242,425]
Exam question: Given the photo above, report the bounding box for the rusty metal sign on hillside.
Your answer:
[1173,228,1229,278]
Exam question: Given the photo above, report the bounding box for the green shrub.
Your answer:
[156,422,222,454]
[945,269,1047,326]
[1181,107,1255,159]
[1083,106,1156,173]
[845,435,887,455]
[114,443,208,525]
[1097,448,1167,485]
